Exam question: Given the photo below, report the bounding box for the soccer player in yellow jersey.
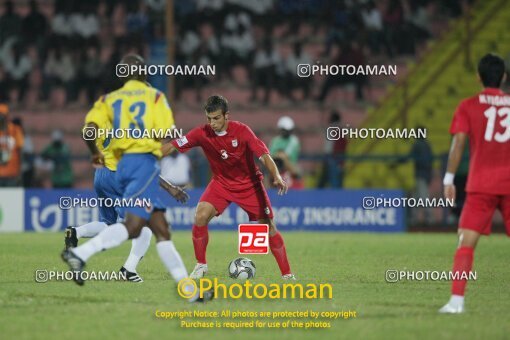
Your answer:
[63,105,152,282]
[61,54,212,302]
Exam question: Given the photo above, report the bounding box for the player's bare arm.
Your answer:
[82,122,104,168]
[161,141,176,157]
[159,143,189,203]
[158,175,190,204]
[443,132,468,201]
[276,150,301,177]
[260,153,288,195]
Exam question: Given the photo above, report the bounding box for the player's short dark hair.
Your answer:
[204,95,229,115]
[119,53,147,82]
[478,53,506,88]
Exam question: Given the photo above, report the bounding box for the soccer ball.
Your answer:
[228,257,256,280]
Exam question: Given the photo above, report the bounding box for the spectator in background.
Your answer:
[221,24,254,79]
[2,43,32,102]
[180,25,201,63]
[283,42,312,101]
[317,41,367,103]
[51,3,74,47]
[322,0,351,56]
[248,0,276,31]
[22,0,48,48]
[43,46,77,103]
[392,125,433,224]
[405,1,431,50]
[318,111,348,188]
[270,116,300,165]
[409,128,433,224]
[126,1,150,42]
[101,43,124,94]
[224,7,252,35]
[146,0,166,14]
[195,0,225,27]
[12,117,34,187]
[0,1,22,47]
[383,0,404,55]
[362,1,391,57]
[147,22,167,92]
[0,104,23,186]
[251,39,281,104]
[146,0,166,11]
[191,44,213,101]
[146,0,166,27]
[41,130,73,188]
[79,45,104,104]
[174,26,201,100]
[160,152,192,188]
[71,2,100,46]
[204,32,222,80]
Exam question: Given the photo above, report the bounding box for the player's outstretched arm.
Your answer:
[161,141,176,157]
[260,153,288,195]
[443,132,467,201]
[82,122,104,168]
[276,151,301,178]
[159,175,190,204]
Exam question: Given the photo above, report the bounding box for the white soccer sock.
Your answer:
[156,240,198,301]
[72,223,129,262]
[75,221,107,238]
[449,294,465,307]
[156,240,188,282]
[123,227,152,272]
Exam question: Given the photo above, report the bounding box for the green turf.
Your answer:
[0,232,509,340]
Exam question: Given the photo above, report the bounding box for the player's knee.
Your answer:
[153,228,170,242]
[126,225,142,239]
[148,212,172,241]
[268,224,277,235]
[195,210,212,226]
[458,228,480,248]
[124,216,145,239]
[260,218,277,234]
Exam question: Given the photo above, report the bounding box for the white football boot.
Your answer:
[439,296,465,314]
[282,274,296,280]
[190,263,208,279]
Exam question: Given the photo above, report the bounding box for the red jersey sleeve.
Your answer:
[171,127,203,152]
[243,125,269,158]
[450,100,470,134]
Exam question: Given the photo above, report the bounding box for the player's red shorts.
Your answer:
[199,179,274,221]
[459,193,510,235]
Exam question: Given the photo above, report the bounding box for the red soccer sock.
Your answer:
[269,232,291,275]
[192,225,209,264]
[451,246,474,296]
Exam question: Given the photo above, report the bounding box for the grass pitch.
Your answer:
[0,231,509,340]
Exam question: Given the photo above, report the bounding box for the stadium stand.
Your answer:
[345,0,510,191]
[0,0,466,188]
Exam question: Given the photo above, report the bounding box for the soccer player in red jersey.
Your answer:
[162,95,295,279]
[440,54,510,313]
